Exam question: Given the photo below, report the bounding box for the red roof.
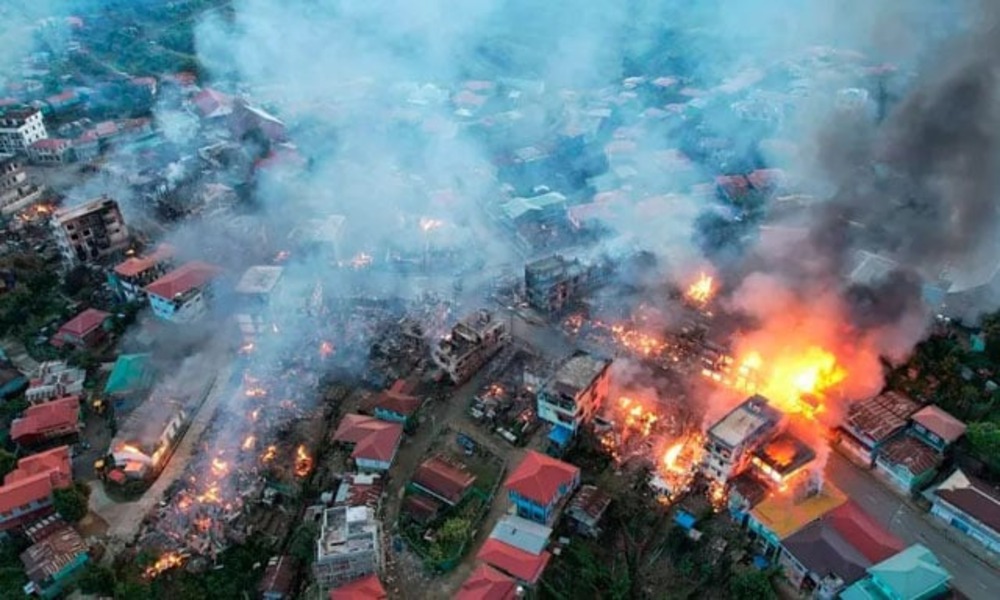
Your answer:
[329,574,386,600]
[716,174,751,199]
[0,447,72,515]
[10,397,80,444]
[114,244,174,278]
[145,261,220,299]
[332,415,403,464]
[56,309,109,339]
[505,451,579,507]
[747,168,786,191]
[911,406,967,443]
[878,436,941,476]
[827,501,904,563]
[193,88,233,118]
[456,564,518,600]
[30,138,70,151]
[93,121,118,137]
[477,538,551,584]
[372,390,421,417]
[411,455,476,504]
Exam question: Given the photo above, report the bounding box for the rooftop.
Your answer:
[235,265,284,295]
[911,405,966,443]
[489,515,552,555]
[752,433,816,479]
[477,538,551,584]
[10,396,80,442]
[103,353,154,395]
[318,506,379,562]
[55,308,109,339]
[366,390,421,417]
[0,446,72,515]
[331,414,403,464]
[505,450,579,506]
[841,544,950,600]
[145,261,221,300]
[932,468,1000,534]
[501,192,567,222]
[411,455,477,505]
[877,436,941,476]
[328,574,386,600]
[751,479,847,540]
[456,564,518,600]
[566,484,612,524]
[845,392,919,444]
[113,244,174,278]
[20,525,88,585]
[709,395,784,449]
[547,352,611,398]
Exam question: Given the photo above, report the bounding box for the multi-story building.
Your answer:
[504,450,580,525]
[524,254,592,314]
[145,261,221,323]
[536,351,612,434]
[0,108,47,155]
[28,138,74,164]
[50,197,129,266]
[25,362,86,405]
[108,244,175,302]
[433,309,509,384]
[701,395,785,484]
[313,506,382,592]
[10,396,81,449]
[0,156,44,215]
[234,265,285,344]
[0,446,72,532]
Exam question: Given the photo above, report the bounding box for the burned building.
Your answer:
[50,196,130,266]
[312,506,382,592]
[109,398,188,480]
[234,265,285,344]
[0,156,44,215]
[536,351,612,435]
[433,309,510,384]
[0,107,47,155]
[702,395,785,484]
[524,254,593,314]
[749,433,816,489]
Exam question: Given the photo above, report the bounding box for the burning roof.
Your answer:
[751,433,816,482]
[708,395,784,449]
[114,244,175,278]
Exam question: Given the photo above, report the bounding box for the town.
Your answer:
[1,2,1000,600]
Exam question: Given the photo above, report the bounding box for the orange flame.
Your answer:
[144,552,185,579]
[686,272,715,305]
[261,445,277,464]
[245,386,267,398]
[242,435,256,451]
[294,444,313,478]
[319,340,334,358]
[240,342,255,354]
[211,458,229,477]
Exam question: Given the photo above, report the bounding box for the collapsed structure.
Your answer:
[433,309,510,384]
[50,196,129,266]
[312,506,382,592]
[234,265,286,345]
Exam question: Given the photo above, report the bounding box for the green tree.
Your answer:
[729,569,776,600]
[79,564,116,595]
[437,516,471,545]
[967,421,1000,471]
[53,485,89,522]
[0,449,16,480]
[288,522,319,566]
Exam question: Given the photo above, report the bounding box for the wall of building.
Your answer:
[930,502,1000,554]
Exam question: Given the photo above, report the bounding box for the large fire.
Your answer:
[685,272,715,306]
[144,551,185,578]
[294,444,313,478]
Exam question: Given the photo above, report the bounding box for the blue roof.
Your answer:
[104,353,154,395]
[674,510,697,530]
[548,425,573,447]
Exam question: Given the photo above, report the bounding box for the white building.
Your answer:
[111,399,188,480]
[0,156,43,215]
[145,261,221,323]
[313,506,382,592]
[536,351,612,434]
[701,395,785,484]
[234,265,285,344]
[50,196,130,266]
[28,138,73,164]
[0,108,47,155]
[432,309,510,384]
[25,361,86,404]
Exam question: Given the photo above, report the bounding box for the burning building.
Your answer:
[50,196,130,267]
[0,156,44,215]
[234,265,286,344]
[524,254,594,314]
[433,309,510,384]
[536,351,612,436]
[312,506,382,592]
[750,433,816,489]
[109,399,188,480]
[701,395,785,484]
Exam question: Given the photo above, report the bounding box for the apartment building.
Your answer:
[433,309,510,384]
[702,395,785,484]
[145,261,221,323]
[536,351,612,434]
[0,108,47,155]
[313,506,382,592]
[234,265,285,344]
[50,196,129,266]
[0,156,43,215]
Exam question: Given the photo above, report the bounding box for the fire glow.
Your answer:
[294,445,313,478]
[685,272,715,306]
[144,551,185,579]
[319,340,334,358]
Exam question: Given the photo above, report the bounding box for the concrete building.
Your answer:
[145,261,222,323]
[110,399,188,480]
[433,309,509,384]
[504,450,580,525]
[748,476,847,555]
[234,265,285,344]
[25,362,86,405]
[0,156,44,215]
[10,396,80,449]
[0,107,47,155]
[50,197,129,266]
[701,395,785,484]
[28,138,73,164]
[0,446,72,532]
[840,544,951,600]
[313,506,382,592]
[108,244,175,302]
[928,468,1000,554]
[524,254,591,314]
[536,351,612,435]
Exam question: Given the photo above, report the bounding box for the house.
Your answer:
[145,261,222,323]
[0,446,72,532]
[28,138,73,164]
[258,555,299,600]
[476,538,551,585]
[873,436,941,493]
[490,515,553,556]
[524,255,593,314]
[433,309,510,384]
[110,399,187,480]
[49,308,110,350]
[334,473,385,511]
[364,380,422,425]
[500,192,568,228]
[20,524,89,599]
[504,450,580,525]
[0,156,43,214]
[838,392,919,467]
[840,544,951,600]
[331,414,404,472]
[747,476,847,554]
[778,501,903,598]
[410,455,476,506]
[50,196,130,266]
[109,244,175,301]
[702,395,785,484]
[313,506,381,592]
[234,265,285,344]
[10,396,80,448]
[25,362,85,404]
[456,564,518,600]
[908,406,966,453]
[328,573,386,600]
[536,351,612,437]
[103,353,154,411]
[402,493,443,524]
[192,88,233,119]
[0,107,47,155]
[566,484,612,537]
[230,101,288,143]
[928,468,1000,553]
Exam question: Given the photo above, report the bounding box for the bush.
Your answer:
[53,485,89,522]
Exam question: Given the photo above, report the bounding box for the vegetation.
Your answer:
[967,421,1000,472]
[0,253,66,343]
[288,521,319,566]
[729,569,777,600]
[53,482,91,522]
[0,535,29,600]
[0,448,16,480]
[78,564,117,596]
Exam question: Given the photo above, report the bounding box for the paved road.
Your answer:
[90,362,233,544]
[826,451,999,600]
